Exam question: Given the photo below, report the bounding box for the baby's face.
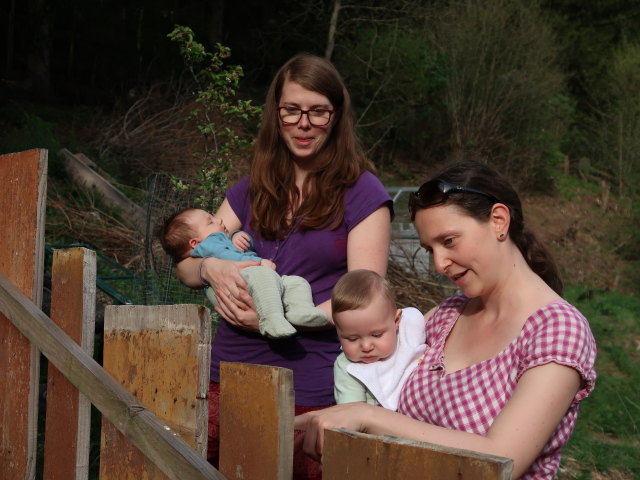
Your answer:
[335,295,401,364]
[190,209,228,242]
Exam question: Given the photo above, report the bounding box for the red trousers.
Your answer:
[207,381,329,480]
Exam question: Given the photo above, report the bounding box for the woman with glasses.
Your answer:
[295,161,596,480]
[175,53,393,478]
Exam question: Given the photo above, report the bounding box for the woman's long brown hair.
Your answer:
[248,53,375,239]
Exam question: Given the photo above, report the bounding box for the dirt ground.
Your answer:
[522,190,637,296]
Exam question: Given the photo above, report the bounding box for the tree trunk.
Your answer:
[325,0,341,60]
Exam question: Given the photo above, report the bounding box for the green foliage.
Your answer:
[558,287,640,479]
[586,42,640,200]
[337,22,448,160]
[550,169,602,201]
[428,0,570,187]
[334,0,572,189]
[167,25,262,213]
[0,112,58,152]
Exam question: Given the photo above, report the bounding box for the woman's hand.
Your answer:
[200,257,261,332]
[294,403,376,461]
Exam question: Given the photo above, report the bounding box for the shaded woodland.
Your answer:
[4,1,640,187]
[2,0,640,295]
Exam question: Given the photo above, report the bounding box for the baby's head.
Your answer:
[331,269,401,364]
[160,208,227,263]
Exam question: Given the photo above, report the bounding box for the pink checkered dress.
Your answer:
[398,295,597,479]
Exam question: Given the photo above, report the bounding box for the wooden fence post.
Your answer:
[322,429,513,480]
[100,304,212,479]
[0,149,47,480]
[219,362,294,480]
[43,247,96,480]
[0,272,223,480]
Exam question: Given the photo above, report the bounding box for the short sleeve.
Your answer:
[334,353,369,404]
[519,301,597,403]
[343,171,394,230]
[226,176,251,225]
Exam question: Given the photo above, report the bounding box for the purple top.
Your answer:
[398,295,597,479]
[210,171,394,405]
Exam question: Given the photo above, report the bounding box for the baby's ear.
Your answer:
[189,238,199,248]
[394,309,402,325]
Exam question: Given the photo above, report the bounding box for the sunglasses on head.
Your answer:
[409,179,498,216]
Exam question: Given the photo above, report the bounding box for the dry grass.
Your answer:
[49,82,638,304]
[46,182,145,269]
[88,82,252,184]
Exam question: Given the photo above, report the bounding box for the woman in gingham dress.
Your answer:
[295,161,596,479]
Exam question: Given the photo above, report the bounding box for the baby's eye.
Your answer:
[372,332,383,338]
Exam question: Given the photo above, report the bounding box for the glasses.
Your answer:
[278,106,334,127]
[409,179,498,217]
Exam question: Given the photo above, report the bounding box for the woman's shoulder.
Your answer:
[227,175,250,195]
[348,170,387,193]
[520,299,597,399]
[342,171,393,226]
[526,300,593,339]
[226,176,251,217]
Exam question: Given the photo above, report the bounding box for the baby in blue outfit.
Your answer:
[160,208,328,338]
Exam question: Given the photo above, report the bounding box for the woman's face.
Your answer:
[414,204,500,298]
[278,79,334,162]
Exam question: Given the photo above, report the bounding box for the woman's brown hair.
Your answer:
[249,53,375,239]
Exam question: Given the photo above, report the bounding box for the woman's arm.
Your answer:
[315,205,392,321]
[295,362,580,479]
[347,205,392,275]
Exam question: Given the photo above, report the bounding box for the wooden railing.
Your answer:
[0,149,513,480]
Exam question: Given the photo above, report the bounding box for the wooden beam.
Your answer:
[100,304,211,479]
[59,148,147,232]
[0,273,226,480]
[43,248,96,480]
[219,362,294,480]
[322,429,513,480]
[0,148,47,480]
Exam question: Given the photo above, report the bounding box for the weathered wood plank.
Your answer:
[219,362,294,480]
[43,248,96,480]
[100,304,212,480]
[0,273,225,480]
[59,148,147,231]
[322,429,513,480]
[0,148,47,480]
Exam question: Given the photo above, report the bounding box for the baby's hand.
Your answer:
[260,259,277,270]
[232,231,251,251]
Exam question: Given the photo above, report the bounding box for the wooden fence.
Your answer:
[0,149,513,479]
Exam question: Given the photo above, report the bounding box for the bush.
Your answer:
[428,0,570,188]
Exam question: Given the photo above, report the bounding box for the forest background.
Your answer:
[1,0,639,479]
